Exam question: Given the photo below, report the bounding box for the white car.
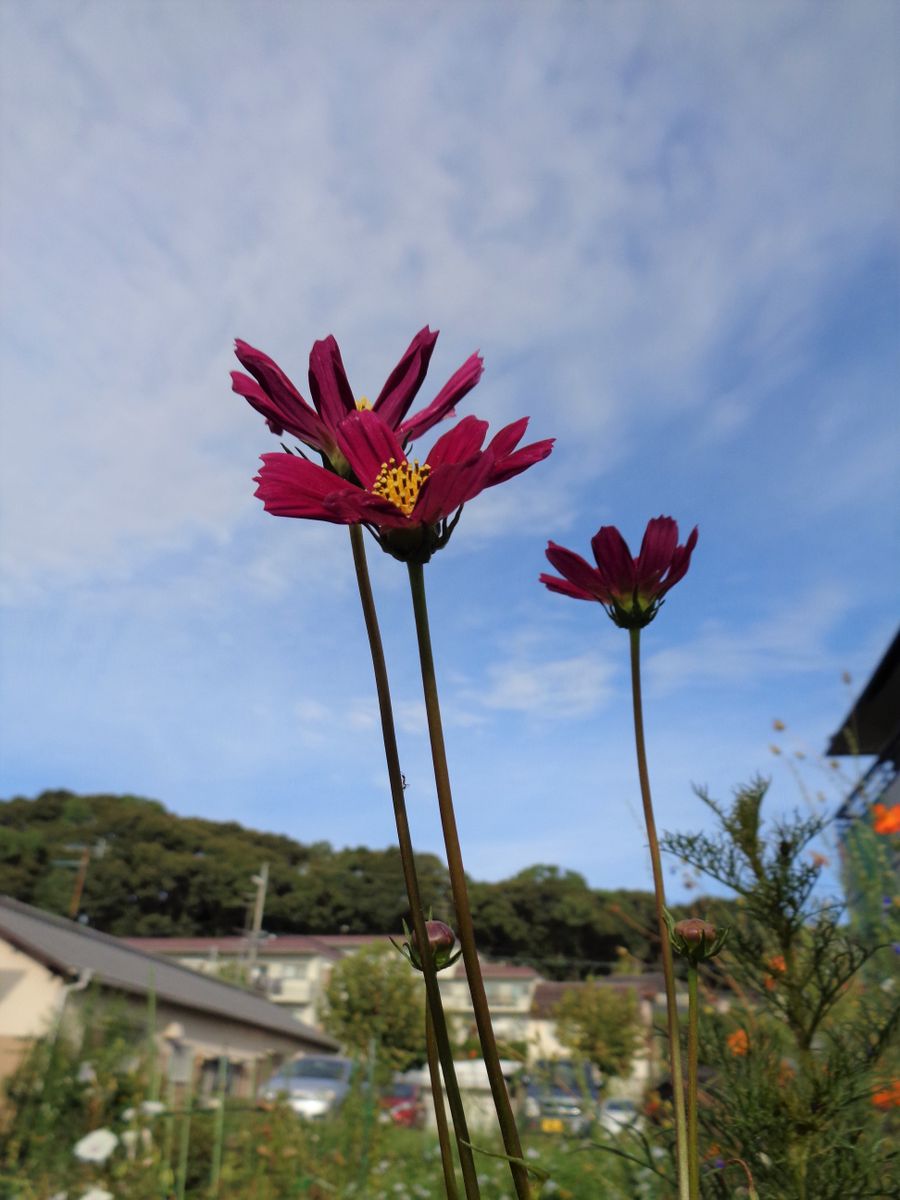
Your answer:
[597,1098,643,1135]
[260,1055,354,1118]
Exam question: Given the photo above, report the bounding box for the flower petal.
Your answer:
[487,417,528,459]
[545,542,610,601]
[324,489,411,528]
[539,573,596,601]
[398,351,484,444]
[231,368,331,450]
[373,326,439,429]
[590,526,635,596]
[308,335,356,428]
[657,525,698,595]
[488,434,554,486]
[414,453,495,524]
[426,415,489,469]
[335,410,406,488]
[635,516,679,592]
[253,453,358,521]
[234,341,332,445]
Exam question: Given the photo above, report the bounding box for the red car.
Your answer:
[378,1080,426,1129]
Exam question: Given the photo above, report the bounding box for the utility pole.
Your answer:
[247,863,269,971]
[68,845,91,919]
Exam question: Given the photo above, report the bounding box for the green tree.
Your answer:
[322,944,424,1077]
[553,980,644,1079]
[660,778,899,1200]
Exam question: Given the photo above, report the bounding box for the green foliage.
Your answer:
[468,864,665,980]
[323,944,425,1076]
[553,981,644,1079]
[0,790,453,939]
[0,791,691,975]
[659,778,900,1200]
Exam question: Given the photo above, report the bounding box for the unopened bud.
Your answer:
[393,918,461,973]
[675,918,717,945]
[665,910,729,964]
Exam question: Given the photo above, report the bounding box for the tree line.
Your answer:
[0,790,725,979]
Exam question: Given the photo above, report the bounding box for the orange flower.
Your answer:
[727,1029,749,1056]
[872,803,900,835]
[872,1080,900,1109]
[764,954,787,990]
[809,852,830,868]
[778,1059,796,1086]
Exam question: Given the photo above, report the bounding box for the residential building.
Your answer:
[0,897,337,1093]
[827,627,900,944]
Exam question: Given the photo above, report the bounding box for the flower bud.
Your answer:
[665,910,729,965]
[393,918,461,973]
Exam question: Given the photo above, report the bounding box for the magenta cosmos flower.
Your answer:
[540,516,698,628]
[255,409,553,563]
[231,326,483,475]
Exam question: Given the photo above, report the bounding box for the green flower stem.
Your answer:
[687,964,700,1200]
[209,1053,227,1197]
[175,1063,194,1200]
[407,560,531,1200]
[349,526,480,1200]
[628,627,689,1200]
[427,1000,461,1200]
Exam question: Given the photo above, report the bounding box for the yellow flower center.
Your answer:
[356,395,372,411]
[371,457,430,516]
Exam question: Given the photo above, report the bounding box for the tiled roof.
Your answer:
[530,974,664,1017]
[0,897,337,1050]
[448,960,540,980]
[124,934,345,958]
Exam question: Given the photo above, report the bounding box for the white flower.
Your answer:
[73,1128,118,1163]
[76,1062,96,1084]
[140,1099,166,1116]
[121,1107,135,1122]
[79,1189,113,1200]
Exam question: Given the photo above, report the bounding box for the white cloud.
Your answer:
[2,2,895,597]
[475,650,617,719]
[644,583,855,694]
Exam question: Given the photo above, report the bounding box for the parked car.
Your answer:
[522,1060,600,1136]
[260,1055,355,1118]
[597,1097,642,1135]
[378,1078,427,1129]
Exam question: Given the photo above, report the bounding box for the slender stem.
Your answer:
[407,561,531,1200]
[349,525,481,1200]
[628,627,690,1200]
[209,1053,227,1197]
[175,1062,194,1200]
[687,965,699,1200]
[427,1000,461,1200]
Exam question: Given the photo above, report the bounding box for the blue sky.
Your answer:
[1,1,897,902]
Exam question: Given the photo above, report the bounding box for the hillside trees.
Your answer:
[0,791,692,972]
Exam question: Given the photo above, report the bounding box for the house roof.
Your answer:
[124,934,345,959]
[125,933,541,980]
[530,974,664,1017]
[826,627,900,763]
[0,897,337,1051]
[448,960,540,981]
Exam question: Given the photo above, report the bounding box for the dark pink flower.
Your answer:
[255,409,553,563]
[540,516,697,628]
[231,327,483,473]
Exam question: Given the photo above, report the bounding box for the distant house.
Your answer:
[529,974,666,1095]
[828,626,900,817]
[827,627,900,943]
[122,932,391,1028]
[124,931,544,1052]
[0,897,337,1092]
